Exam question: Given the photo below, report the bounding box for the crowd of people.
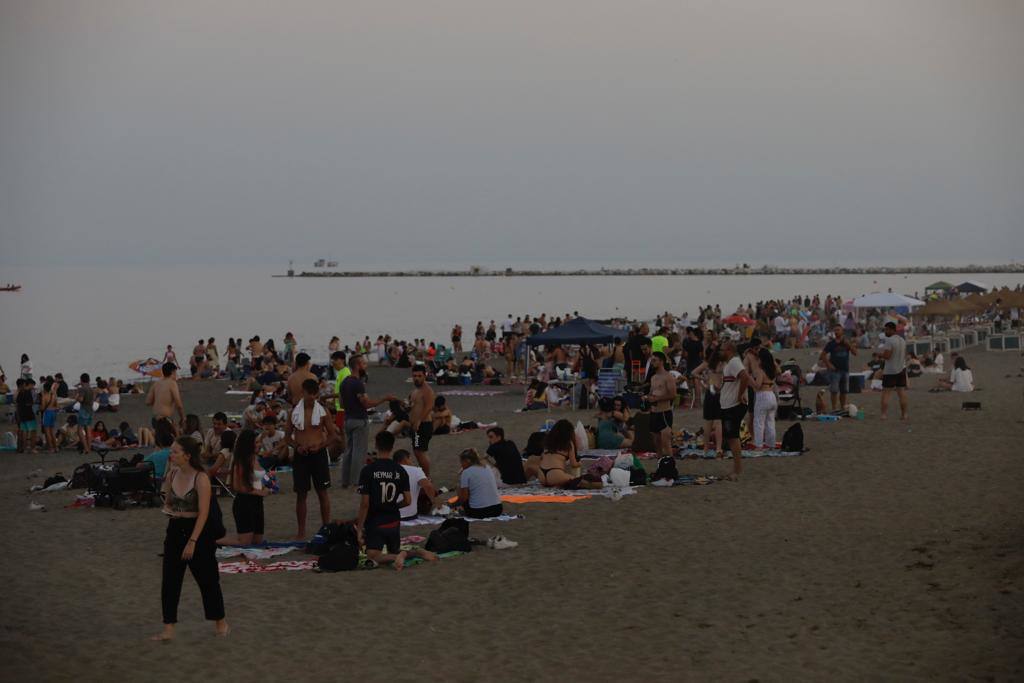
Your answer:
[4,289,1015,640]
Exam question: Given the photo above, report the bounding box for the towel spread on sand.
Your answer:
[497,484,637,499]
[437,390,506,397]
[225,390,253,395]
[578,449,627,459]
[219,547,462,573]
[677,447,803,459]
[291,400,328,430]
[217,546,301,561]
[401,513,523,527]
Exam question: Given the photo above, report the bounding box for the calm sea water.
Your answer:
[0,265,1020,380]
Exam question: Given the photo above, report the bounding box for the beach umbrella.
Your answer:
[722,314,755,326]
[851,292,925,309]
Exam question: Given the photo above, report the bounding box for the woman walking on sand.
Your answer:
[152,436,229,641]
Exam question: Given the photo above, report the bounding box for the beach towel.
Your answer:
[438,390,506,397]
[219,543,460,573]
[490,483,638,500]
[225,390,253,395]
[578,448,627,459]
[673,474,717,486]
[677,446,803,459]
[291,400,327,430]
[216,546,299,561]
[401,514,523,527]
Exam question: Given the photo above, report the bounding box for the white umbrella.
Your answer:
[851,292,925,309]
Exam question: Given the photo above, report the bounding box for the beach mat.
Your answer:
[401,513,523,527]
[677,447,804,459]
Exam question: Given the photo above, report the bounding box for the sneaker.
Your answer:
[29,502,46,511]
[487,536,518,550]
[651,478,673,487]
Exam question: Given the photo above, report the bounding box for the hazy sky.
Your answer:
[2,0,1022,268]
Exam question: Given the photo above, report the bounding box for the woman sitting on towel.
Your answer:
[524,380,549,411]
[935,356,974,393]
[454,448,504,518]
[537,419,602,490]
[595,398,633,449]
[521,431,547,482]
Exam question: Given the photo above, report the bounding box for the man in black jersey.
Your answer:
[356,431,438,570]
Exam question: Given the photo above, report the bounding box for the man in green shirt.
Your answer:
[650,327,670,356]
[329,351,351,433]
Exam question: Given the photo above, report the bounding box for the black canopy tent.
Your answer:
[525,317,629,347]
[955,281,988,294]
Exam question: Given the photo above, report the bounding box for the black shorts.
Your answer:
[364,523,400,553]
[721,404,747,440]
[882,370,907,389]
[292,448,331,492]
[650,409,674,433]
[232,494,265,535]
[702,390,721,420]
[414,423,433,451]
[747,387,756,412]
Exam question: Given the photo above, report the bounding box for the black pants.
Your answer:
[466,503,503,519]
[162,517,225,624]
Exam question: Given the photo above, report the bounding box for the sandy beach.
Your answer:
[3,347,1023,681]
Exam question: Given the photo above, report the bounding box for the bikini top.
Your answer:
[167,471,200,513]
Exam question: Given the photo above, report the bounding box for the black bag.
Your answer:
[43,474,68,489]
[307,522,351,556]
[70,463,93,489]
[425,518,472,553]
[316,523,360,572]
[629,467,648,486]
[781,423,805,453]
[206,492,227,541]
[652,456,678,482]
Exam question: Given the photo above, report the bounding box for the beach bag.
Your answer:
[586,456,615,479]
[425,518,472,553]
[609,468,631,487]
[316,523,360,572]
[629,467,647,486]
[781,423,804,453]
[207,492,227,541]
[652,456,678,482]
[307,522,351,556]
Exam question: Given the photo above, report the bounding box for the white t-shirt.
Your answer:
[720,356,746,409]
[774,316,787,334]
[257,429,286,455]
[951,368,974,392]
[459,464,502,510]
[501,318,514,333]
[400,464,427,519]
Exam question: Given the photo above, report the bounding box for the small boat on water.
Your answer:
[1,284,21,292]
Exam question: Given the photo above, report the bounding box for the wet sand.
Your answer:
[3,349,1023,681]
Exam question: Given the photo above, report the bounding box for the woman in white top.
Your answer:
[937,357,974,392]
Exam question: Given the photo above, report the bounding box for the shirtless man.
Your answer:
[645,352,675,458]
[146,363,185,432]
[287,352,316,405]
[408,365,436,476]
[286,378,339,539]
[191,339,207,380]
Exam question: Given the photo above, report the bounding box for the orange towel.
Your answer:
[447,494,590,505]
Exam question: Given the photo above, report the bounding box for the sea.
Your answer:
[0,265,1020,381]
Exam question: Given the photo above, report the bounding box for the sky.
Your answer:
[1,0,1022,269]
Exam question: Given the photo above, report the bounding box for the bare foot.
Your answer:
[150,625,174,641]
[899,415,908,422]
[292,533,307,541]
[393,551,408,571]
[417,550,439,562]
[879,414,888,421]
[723,472,740,482]
[215,620,230,637]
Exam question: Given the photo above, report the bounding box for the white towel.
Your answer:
[291,400,327,430]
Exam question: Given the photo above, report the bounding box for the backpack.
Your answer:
[316,523,360,572]
[425,518,472,553]
[307,522,352,556]
[781,423,805,453]
[70,463,92,489]
[652,456,678,482]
